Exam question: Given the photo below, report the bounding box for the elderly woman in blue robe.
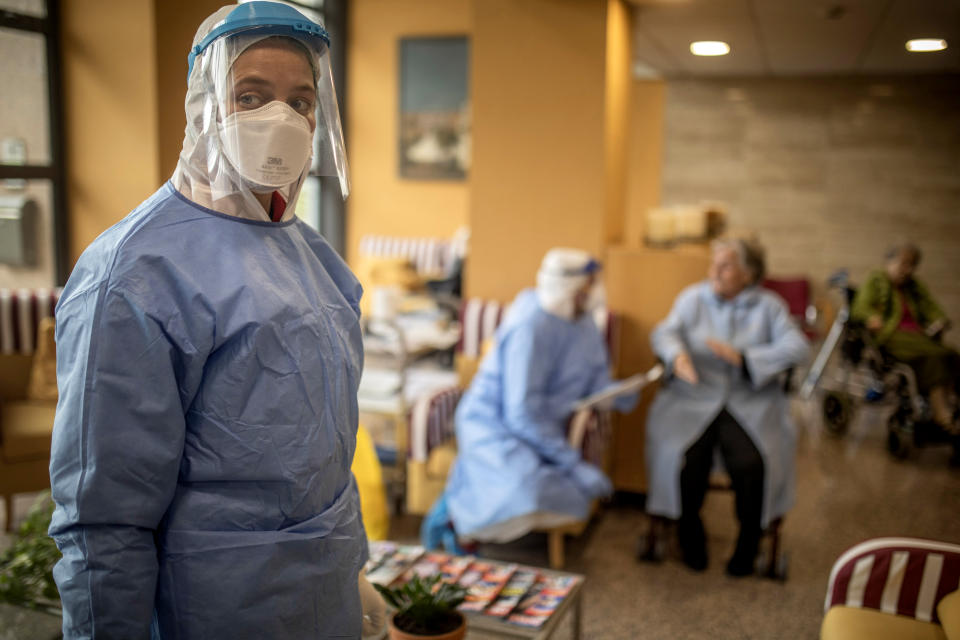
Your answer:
[645,237,809,576]
[422,248,637,550]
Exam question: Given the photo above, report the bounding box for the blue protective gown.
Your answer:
[49,183,367,639]
[444,289,632,542]
[645,282,810,527]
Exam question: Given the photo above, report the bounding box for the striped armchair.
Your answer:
[822,537,960,640]
[358,234,464,278]
[0,288,60,355]
[0,288,62,530]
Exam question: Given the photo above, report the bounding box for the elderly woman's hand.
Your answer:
[926,318,949,338]
[705,338,743,368]
[673,352,699,385]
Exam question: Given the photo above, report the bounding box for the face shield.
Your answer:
[535,248,603,321]
[175,2,349,219]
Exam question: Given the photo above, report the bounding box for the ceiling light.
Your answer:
[690,41,730,56]
[905,39,947,52]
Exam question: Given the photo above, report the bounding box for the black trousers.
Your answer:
[679,408,765,559]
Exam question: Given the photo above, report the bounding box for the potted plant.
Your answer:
[373,574,468,640]
[0,492,61,615]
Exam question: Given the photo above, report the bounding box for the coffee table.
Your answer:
[463,566,584,639]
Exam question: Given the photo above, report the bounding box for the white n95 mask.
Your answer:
[220,101,313,189]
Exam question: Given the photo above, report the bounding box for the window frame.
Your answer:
[0,0,68,284]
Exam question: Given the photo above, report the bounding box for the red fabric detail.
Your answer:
[898,292,921,332]
[762,277,815,338]
[830,557,854,609]
[897,551,927,619]
[935,554,960,623]
[862,551,891,610]
[828,542,960,623]
[270,191,286,223]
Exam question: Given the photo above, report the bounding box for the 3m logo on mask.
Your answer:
[220,101,313,188]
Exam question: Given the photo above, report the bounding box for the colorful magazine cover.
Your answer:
[399,552,473,585]
[363,540,398,574]
[483,569,539,617]
[438,554,474,584]
[402,552,448,581]
[364,544,425,586]
[457,561,517,612]
[506,574,580,627]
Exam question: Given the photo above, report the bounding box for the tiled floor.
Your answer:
[2,397,957,639]
[389,398,960,639]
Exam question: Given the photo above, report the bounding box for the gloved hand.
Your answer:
[572,461,613,499]
[359,572,387,638]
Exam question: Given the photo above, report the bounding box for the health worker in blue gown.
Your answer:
[645,237,809,576]
[423,249,638,550]
[48,3,384,638]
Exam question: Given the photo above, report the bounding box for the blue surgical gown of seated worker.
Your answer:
[49,183,367,639]
[444,289,631,543]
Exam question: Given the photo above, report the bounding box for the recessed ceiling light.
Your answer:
[690,41,730,56]
[905,39,947,52]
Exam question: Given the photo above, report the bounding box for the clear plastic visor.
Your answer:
[198,31,349,198]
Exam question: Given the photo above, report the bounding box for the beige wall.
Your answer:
[623,80,665,247]
[603,0,632,246]
[60,0,223,268]
[155,1,225,180]
[660,76,960,330]
[62,0,160,264]
[345,0,472,264]
[467,0,609,302]
[345,0,645,302]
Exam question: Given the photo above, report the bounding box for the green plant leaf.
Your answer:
[0,492,62,613]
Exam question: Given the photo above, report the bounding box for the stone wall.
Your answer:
[660,75,960,333]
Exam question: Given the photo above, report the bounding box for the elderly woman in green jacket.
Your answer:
[851,243,959,430]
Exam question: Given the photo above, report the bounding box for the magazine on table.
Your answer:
[364,542,425,586]
[399,552,473,586]
[456,561,517,612]
[363,540,397,574]
[482,569,539,618]
[506,574,581,628]
[364,545,579,627]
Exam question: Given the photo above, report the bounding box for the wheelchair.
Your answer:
[800,270,960,462]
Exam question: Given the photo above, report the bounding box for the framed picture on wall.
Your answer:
[398,36,470,180]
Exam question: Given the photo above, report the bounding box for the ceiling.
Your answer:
[627,0,960,77]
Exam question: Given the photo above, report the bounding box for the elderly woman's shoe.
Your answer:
[677,518,708,571]
[726,531,760,577]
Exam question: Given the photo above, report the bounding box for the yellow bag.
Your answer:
[351,424,390,540]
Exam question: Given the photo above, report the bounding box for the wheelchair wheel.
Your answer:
[823,392,853,436]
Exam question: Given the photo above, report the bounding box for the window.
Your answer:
[0,0,67,287]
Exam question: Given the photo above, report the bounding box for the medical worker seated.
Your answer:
[851,243,959,432]
[422,248,637,551]
[644,237,809,576]
[48,3,383,638]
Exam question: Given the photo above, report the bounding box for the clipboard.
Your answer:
[572,364,664,412]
